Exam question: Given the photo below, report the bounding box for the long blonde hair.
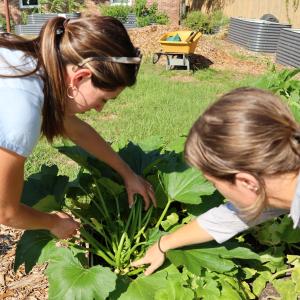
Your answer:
[185,87,300,219]
[0,16,138,141]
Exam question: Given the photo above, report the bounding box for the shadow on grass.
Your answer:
[190,54,214,71]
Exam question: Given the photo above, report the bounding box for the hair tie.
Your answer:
[56,27,64,36]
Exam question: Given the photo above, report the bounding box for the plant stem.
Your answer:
[270,267,295,281]
[124,242,147,262]
[94,178,110,221]
[67,206,111,245]
[80,227,116,266]
[290,244,300,251]
[115,232,129,268]
[126,267,144,276]
[155,197,171,228]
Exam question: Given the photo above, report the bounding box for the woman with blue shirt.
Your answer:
[0,16,156,239]
[132,87,300,276]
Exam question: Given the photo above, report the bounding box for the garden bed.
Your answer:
[0,26,288,300]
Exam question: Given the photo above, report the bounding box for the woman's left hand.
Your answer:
[124,173,157,210]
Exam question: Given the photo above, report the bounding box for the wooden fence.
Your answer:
[186,0,300,27]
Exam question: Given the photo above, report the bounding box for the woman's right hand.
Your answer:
[131,239,166,276]
[50,211,80,239]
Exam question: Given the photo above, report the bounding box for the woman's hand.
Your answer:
[131,240,165,276]
[50,212,80,239]
[124,173,157,210]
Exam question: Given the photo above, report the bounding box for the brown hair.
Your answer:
[185,87,300,219]
[0,16,138,141]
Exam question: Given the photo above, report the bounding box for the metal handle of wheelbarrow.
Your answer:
[186,31,200,43]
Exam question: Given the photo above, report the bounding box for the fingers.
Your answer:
[147,187,157,208]
[127,191,134,208]
[131,257,146,267]
[141,190,150,211]
[144,264,159,276]
[144,182,157,209]
[131,257,163,276]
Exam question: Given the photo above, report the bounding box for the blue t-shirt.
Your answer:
[0,48,44,157]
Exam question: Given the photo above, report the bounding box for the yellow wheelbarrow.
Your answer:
[153,30,202,70]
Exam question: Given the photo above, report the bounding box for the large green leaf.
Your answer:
[154,280,194,300]
[292,266,300,292]
[273,278,300,300]
[160,167,215,204]
[206,243,260,260]
[57,146,118,180]
[46,247,117,300]
[21,165,68,211]
[33,195,61,212]
[138,136,165,152]
[118,142,163,176]
[185,190,225,216]
[167,248,236,274]
[252,216,300,246]
[252,271,272,296]
[108,276,131,300]
[118,265,183,300]
[164,136,187,153]
[197,278,221,299]
[14,230,54,273]
[218,280,243,300]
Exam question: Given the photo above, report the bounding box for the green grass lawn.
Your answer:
[25,62,260,179]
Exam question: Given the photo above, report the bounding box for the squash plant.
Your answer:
[15,138,278,299]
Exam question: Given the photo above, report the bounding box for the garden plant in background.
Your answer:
[99,0,169,27]
[20,0,84,25]
[252,66,300,121]
[99,4,133,24]
[35,0,83,14]
[134,0,169,27]
[183,10,229,34]
[14,136,300,299]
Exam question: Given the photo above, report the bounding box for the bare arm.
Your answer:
[63,115,156,208]
[0,148,79,238]
[132,219,214,275]
[64,115,133,178]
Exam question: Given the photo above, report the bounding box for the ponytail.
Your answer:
[39,17,68,141]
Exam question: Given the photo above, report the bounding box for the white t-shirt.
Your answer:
[0,48,44,157]
[197,175,300,243]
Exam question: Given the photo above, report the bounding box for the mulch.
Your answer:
[128,24,278,75]
[0,25,284,300]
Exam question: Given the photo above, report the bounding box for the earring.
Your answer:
[67,84,78,99]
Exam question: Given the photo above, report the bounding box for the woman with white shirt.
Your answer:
[132,87,300,276]
[0,16,156,239]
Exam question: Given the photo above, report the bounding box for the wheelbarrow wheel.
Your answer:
[152,53,161,64]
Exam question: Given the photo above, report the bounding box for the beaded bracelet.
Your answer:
[157,235,166,255]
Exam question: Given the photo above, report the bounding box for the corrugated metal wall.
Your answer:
[186,0,300,27]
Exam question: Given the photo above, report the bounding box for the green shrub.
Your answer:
[134,0,148,17]
[155,11,169,25]
[183,11,210,33]
[135,0,169,27]
[184,10,228,34]
[37,0,83,13]
[137,15,152,27]
[210,10,229,28]
[100,4,132,23]
[0,15,6,31]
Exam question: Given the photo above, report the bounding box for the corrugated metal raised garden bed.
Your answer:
[276,28,300,67]
[228,17,291,53]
